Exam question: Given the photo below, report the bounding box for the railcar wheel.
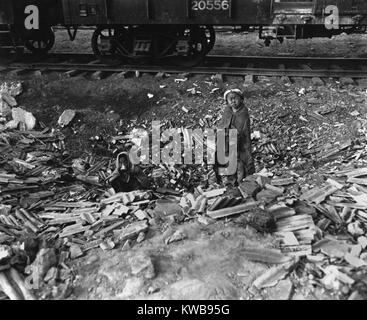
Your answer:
[92,27,118,62]
[202,25,216,53]
[24,27,55,55]
[173,26,209,67]
[92,26,133,64]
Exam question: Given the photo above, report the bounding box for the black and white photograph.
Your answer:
[1,0,367,305]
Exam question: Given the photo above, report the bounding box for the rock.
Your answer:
[266,278,293,300]
[52,280,73,299]
[168,279,213,300]
[99,238,115,251]
[70,245,84,259]
[361,252,367,263]
[11,107,36,130]
[155,72,165,78]
[344,253,367,268]
[348,290,365,300]
[255,175,272,188]
[0,245,12,263]
[212,74,223,82]
[311,77,324,86]
[165,230,187,244]
[59,268,71,281]
[72,158,88,173]
[30,248,58,287]
[357,79,367,88]
[0,93,17,107]
[44,267,58,283]
[340,77,354,86]
[238,178,261,198]
[0,205,11,215]
[256,189,280,204]
[129,254,155,279]
[147,285,160,294]
[314,239,350,259]
[117,277,145,298]
[253,261,295,289]
[348,221,365,236]
[122,240,132,251]
[58,109,76,127]
[291,291,308,300]
[134,210,149,220]
[350,244,362,257]
[5,120,18,129]
[244,74,254,85]
[197,216,213,226]
[136,232,145,243]
[154,199,182,216]
[357,236,367,249]
[0,81,23,96]
[86,255,99,264]
[0,99,11,117]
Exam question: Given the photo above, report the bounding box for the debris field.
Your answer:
[1,70,367,300]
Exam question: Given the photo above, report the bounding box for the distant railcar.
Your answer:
[0,0,63,54]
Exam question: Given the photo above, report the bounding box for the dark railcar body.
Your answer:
[61,0,272,25]
[2,0,367,60]
[61,0,367,26]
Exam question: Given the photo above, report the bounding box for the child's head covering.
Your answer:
[223,89,244,102]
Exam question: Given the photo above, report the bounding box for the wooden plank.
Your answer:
[253,261,295,289]
[300,184,339,204]
[117,220,149,242]
[240,247,293,264]
[51,202,96,208]
[317,204,343,224]
[281,245,312,257]
[93,220,125,238]
[271,177,294,186]
[207,201,258,219]
[59,223,89,238]
[0,272,22,300]
[64,70,81,78]
[347,177,367,185]
[91,71,107,80]
[327,202,367,209]
[267,204,296,220]
[202,188,226,198]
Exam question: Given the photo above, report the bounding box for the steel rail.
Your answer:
[3,61,367,78]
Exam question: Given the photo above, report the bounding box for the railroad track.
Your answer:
[1,53,367,84]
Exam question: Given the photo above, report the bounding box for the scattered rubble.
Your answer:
[129,254,155,279]
[1,78,367,300]
[57,110,76,128]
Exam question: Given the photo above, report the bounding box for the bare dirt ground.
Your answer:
[1,30,367,301]
[50,28,367,57]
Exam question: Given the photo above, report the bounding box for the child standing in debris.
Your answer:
[219,88,255,184]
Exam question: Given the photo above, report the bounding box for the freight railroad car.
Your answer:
[1,1,367,65]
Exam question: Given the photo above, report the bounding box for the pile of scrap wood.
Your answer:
[242,168,367,299]
[0,122,157,299]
